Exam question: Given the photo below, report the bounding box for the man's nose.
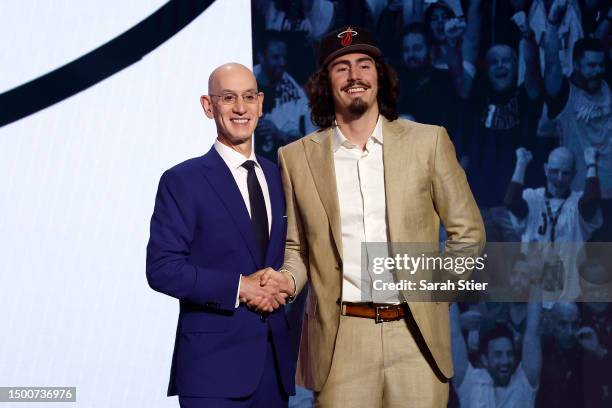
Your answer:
[233,98,247,114]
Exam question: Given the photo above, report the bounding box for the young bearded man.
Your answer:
[272,27,485,407]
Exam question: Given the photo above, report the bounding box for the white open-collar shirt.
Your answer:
[333,117,400,303]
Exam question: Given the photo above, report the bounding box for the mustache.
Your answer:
[342,80,371,92]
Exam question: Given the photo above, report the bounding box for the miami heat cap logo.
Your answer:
[338,27,358,47]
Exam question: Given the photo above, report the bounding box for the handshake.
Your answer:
[239,268,296,313]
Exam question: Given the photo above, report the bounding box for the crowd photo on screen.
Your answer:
[251,0,612,407]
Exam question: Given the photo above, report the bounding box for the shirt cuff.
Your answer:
[235,275,242,308]
[281,269,298,303]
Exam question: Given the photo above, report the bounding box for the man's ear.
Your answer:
[258,92,265,117]
[200,95,214,119]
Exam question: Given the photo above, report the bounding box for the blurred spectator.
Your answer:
[451,302,542,407]
[402,0,465,23]
[543,22,611,240]
[507,302,529,352]
[253,0,337,40]
[537,302,583,406]
[333,0,407,64]
[254,33,315,162]
[509,254,534,300]
[579,299,612,408]
[423,0,481,93]
[529,0,584,78]
[537,301,612,407]
[580,0,612,38]
[505,147,603,300]
[397,23,465,152]
[464,40,543,242]
[472,0,531,58]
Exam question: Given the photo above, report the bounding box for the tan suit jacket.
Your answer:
[278,118,485,391]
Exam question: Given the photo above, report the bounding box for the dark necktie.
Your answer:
[242,160,269,264]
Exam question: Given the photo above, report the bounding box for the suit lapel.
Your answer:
[260,158,283,266]
[200,148,260,268]
[382,118,410,244]
[305,129,343,261]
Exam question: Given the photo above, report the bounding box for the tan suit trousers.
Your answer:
[314,314,449,408]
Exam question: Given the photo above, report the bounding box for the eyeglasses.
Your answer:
[209,92,262,105]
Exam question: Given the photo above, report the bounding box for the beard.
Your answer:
[586,77,602,93]
[347,97,369,117]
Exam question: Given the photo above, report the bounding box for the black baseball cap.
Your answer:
[319,26,382,67]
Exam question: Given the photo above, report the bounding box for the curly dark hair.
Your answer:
[305,57,400,130]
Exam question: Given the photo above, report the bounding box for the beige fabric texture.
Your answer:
[314,315,449,408]
[278,118,485,393]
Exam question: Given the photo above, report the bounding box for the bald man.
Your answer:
[146,63,297,408]
[504,146,603,300]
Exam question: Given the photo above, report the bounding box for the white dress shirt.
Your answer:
[214,139,272,307]
[333,117,401,303]
[214,140,272,232]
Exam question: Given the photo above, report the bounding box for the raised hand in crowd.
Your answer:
[584,147,599,168]
[512,147,533,184]
[577,326,609,358]
[510,11,529,35]
[512,8,542,99]
[547,0,569,25]
[544,0,569,96]
[444,17,467,45]
[459,309,483,331]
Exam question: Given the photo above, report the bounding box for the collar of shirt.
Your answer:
[214,139,260,170]
[332,115,383,153]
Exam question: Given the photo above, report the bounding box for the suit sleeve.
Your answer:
[432,126,486,277]
[146,169,240,311]
[278,147,309,295]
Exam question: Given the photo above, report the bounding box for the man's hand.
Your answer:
[444,18,466,45]
[515,147,533,170]
[577,326,607,358]
[516,147,533,164]
[239,268,286,313]
[459,309,482,331]
[584,147,599,166]
[548,0,568,25]
[511,11,530,35]
[260,269,296,302]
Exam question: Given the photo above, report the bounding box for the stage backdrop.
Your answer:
[0,0,251,406]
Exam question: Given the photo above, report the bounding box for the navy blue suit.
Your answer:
[146,147,297,402]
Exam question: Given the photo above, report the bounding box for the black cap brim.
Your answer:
[321,44,382,67]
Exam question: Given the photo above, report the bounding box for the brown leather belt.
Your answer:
[340,302,406,323]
